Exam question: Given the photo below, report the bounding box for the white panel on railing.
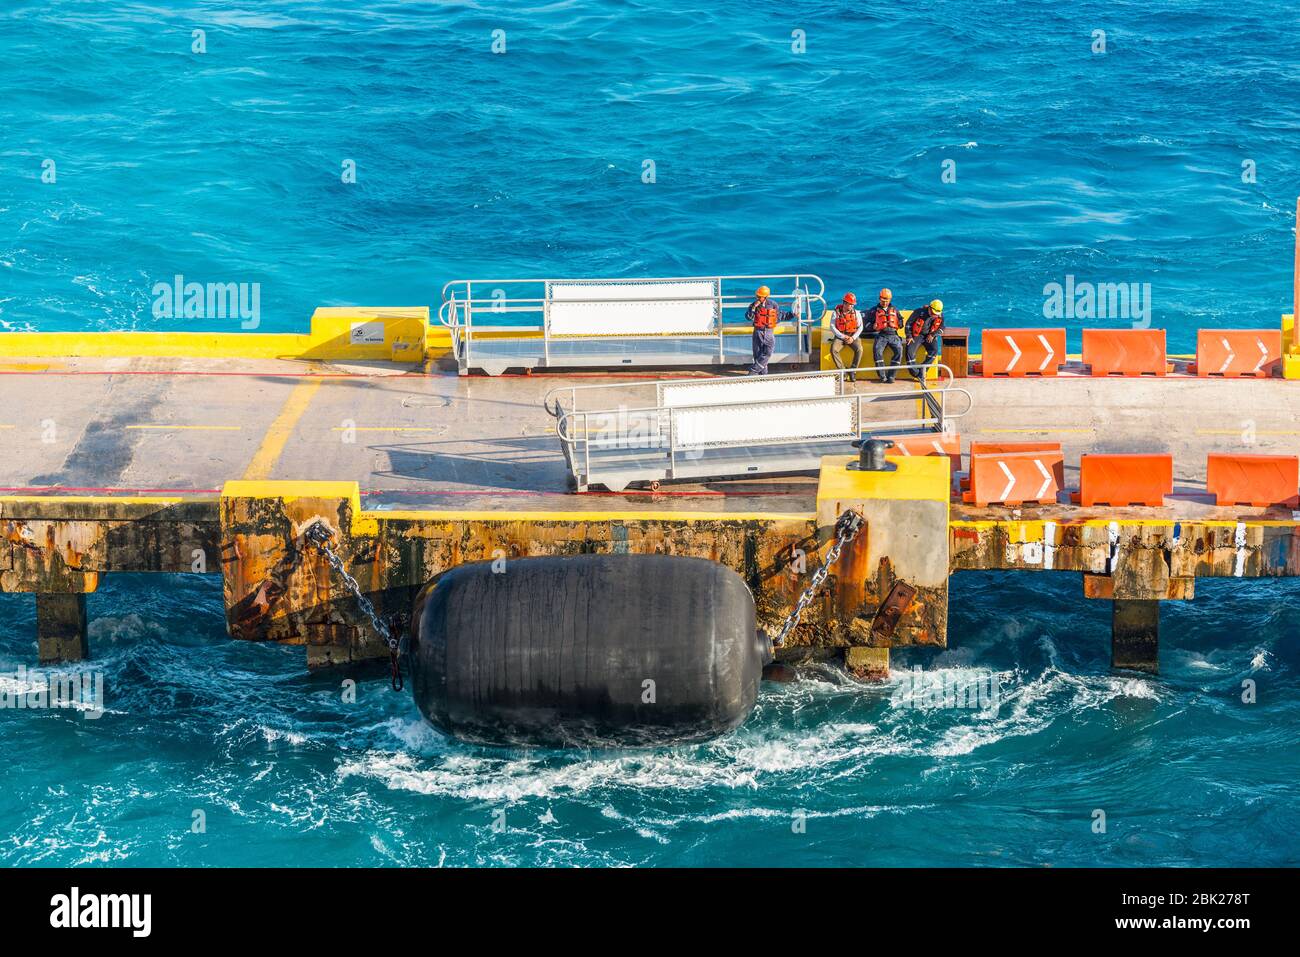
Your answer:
[548,280,717,336]
[673,398,855,449]
[661,373,838,409]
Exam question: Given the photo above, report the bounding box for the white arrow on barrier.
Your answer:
[1034,458,1052,499]
[997,460,1016,502]
[1219,337,1234,373]
[1036,334,1054,371]
[1253,338,1268,373]
[1005,335,1022,370]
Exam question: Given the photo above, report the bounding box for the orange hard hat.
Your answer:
[843,292,857,304]
[879,288,892,301]
[756,285,771,298]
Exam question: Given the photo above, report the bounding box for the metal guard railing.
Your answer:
[546,365,973,480]
[438,274,827,369]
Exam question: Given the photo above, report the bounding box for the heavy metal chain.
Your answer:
[303,521,404,691]
[771,509,864,647]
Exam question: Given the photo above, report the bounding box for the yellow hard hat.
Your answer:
[756,285,771,298]
[930,299,944,312]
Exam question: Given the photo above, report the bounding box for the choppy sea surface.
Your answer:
[2,0,1299,866]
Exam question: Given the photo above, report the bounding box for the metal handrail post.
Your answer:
[464,280,474,371]
[668,407,677,479]
[716,277,725,364]
[543,281,551,368]
[798,281,808,359]
[582,410,590,485]
[444,291,458,360]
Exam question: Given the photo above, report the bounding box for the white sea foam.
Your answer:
[338,655,1159,806]
[341,655,1170,806]
[260,726,309,746]
[88,614,166,644]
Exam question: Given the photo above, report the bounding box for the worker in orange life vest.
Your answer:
[828,293,863,382]
[865,288,903,383]
[746,285,793,375]
[905,299,945,378]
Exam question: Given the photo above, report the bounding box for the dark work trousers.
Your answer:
[905,334,942,377]
[830,337,863,379]
[748,328,776,375]
[872,332,904,380]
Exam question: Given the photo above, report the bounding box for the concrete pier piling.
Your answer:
[36,593,89,664]
[1111,599,1160,673]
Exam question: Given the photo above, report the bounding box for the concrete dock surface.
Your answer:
[1,354,1297,521]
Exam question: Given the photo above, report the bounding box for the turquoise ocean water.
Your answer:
[2,0,1299,865]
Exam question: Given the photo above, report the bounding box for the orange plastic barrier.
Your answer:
[1082,329,1167,377]
[962,441,1061,491]
[880,433,961,475]
[1075,453,1173,506]
[963,449,1064,507]
[981,328,1066,377]
[1206,453,1300,507]
[1196,330,1282,378]
[968,441,1062,456]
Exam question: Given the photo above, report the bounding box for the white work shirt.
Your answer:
[832,308,863,343]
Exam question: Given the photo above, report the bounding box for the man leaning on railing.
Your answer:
[746,285,794,375]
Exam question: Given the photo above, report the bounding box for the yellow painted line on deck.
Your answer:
[329,426,439,432]
[1196,429,1300,436]
[126,424,242,431]
[241,373,325,481]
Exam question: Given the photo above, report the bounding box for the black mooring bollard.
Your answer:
[849,438,896,472]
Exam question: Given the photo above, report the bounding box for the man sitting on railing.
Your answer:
[747,285,794,375]
[828,292,864,383]
[905,299,945,379]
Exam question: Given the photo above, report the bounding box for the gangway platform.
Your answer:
[546,366,972,492]
[438,274,824,376]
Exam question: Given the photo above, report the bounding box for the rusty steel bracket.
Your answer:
[870,580,917,638]
[228,537,310,639]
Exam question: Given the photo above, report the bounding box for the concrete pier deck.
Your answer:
[1,354,1298,517]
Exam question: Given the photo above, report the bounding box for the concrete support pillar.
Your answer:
[815,453,950,650]
[221,480,391,669]
[36,593,89,664]
[1112,599,1159,673]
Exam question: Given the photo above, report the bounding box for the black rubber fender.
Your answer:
[408,554,764,748]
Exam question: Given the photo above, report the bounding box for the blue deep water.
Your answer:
[2,0,1300,866]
